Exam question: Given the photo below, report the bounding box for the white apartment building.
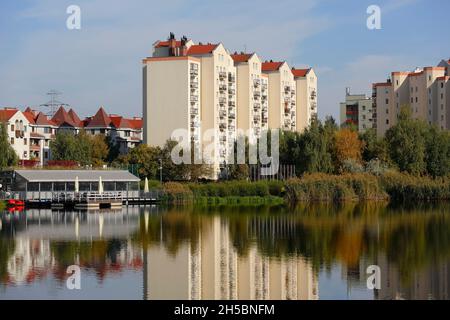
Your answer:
[262,61,297,131]
[339,89,373,133]
[373,62,448,136]
[292,68,318,132]
[143,34,319,177]
[231,52,269,142]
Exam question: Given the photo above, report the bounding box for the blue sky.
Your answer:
[0,0,449,121]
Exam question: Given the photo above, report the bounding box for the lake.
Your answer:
[1,202,449,300]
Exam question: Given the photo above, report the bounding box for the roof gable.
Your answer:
[292,68,310,78]
[262,61,284,72]
[0,108,19,122]
[187,44,218,55]
[86,107,112,128]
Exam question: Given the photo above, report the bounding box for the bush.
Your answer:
[163,182,193,204]
[380,171,450,201]
[285,173,387,203]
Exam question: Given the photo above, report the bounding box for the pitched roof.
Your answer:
[24,107,35,116]
[231,53,253,63]
[262,61,284,72]
[128,118,143,130]
[292,68,310,77]
[35,112,56,126]
[0,108,19,122]
[110,116,132,129]
[68,109,82,127]
[23,111,36,124]
[51,106,78,127]
[85,107,112,128]
[187,44,218,55]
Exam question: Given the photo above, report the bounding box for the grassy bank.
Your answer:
[157,172,450,206]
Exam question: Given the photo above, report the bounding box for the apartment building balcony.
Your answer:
[284,97,291,103]
[253,91,261,98]
[190,68,199,75]
[253,79,260,87]
[228,74,235,82]
[219,122,227,130]
[228,111,235,119]
[291,100,296,106]
[254,114,261,122]
[219,110,227,118]
[219,97,227,105]
[219,84,227,92]
[190,82,198,88]
[228,88,235,95]
[228,124,235,131]
[261,84,267,91]
[284,86,291,93]
[311,91,317,99]
[190,121,200,128]
[227,101,235,107]
[219,71,227,80]
[253,103,261,111]
[190,95,199,102]
[291,89,296,95]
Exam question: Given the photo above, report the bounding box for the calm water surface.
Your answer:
[1,203,450,300]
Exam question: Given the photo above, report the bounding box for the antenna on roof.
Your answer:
[244,44,247,53]
[39,90,70,118]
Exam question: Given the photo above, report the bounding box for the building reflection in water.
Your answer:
[143,214,318,300]
[2,203,450,300]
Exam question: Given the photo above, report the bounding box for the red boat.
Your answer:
[7,199,25,207]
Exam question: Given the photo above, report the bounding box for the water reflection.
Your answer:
[0,203,450,300]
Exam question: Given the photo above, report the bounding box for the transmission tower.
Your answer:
[40,90,70,118]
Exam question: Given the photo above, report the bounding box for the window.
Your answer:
[442,104,444,110]
[441,83,444,89]
[416,87,418,92]
[23,151,27,158]
[411,97,414,103]
[11,124,14,132]
[24,138,27,145]
[24,126,27,132]
[386,108,389,114]
[362,106,366,111]
[416,97,418,103]
[442,115,444,121]
[396,80,399,85]
[44,151,49,159]
[386,119,389,125]
[385,99,389,105]
[10,138,14,144]
[429,76,431,81]
[441,93,444,99]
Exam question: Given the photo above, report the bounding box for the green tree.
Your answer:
[90,134,110,167]
[50,130,93,166]
[385,106,427,175]
[360,128,390,164]
[0,122,18,170]
[424,126,450,177]
[296,118,335,174]
[123,144,162,180]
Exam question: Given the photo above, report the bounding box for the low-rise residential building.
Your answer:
[372,59,449,136]
[339,88,373,132]
[0,106,143,165]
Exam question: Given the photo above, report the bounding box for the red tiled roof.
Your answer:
[85,107,112,128]
[110,116,132,129]
[231,53,253,63]
[68,109,82,127]
[23,111,36,124]
[128,118,143,130]
[24,107,35,116]
[0,108,19,121]
[35,112,56,126]
[292,68,310,77]
[262,61,284,72]
[155,40,182,48]
[187,44,218,55]
[51,106,78,127]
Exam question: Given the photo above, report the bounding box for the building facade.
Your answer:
[143,34,318,177]
[292,68,318,132]
[372,60,450,136]
[0,106,143,165]
[339,89,373,133]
